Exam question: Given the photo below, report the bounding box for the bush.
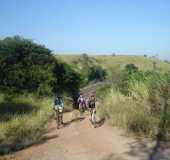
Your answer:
[0,36,82,97]
[164,60,170,64]
[88,65,107,82]
[125,64,138,74]
[0,36,55,95]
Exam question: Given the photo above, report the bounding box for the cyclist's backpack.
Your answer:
[55,98,61,106]
[89,99,95,108]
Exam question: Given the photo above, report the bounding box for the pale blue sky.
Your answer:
[0,0,170,60]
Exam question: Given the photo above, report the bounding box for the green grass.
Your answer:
[97,87,160,137]
[58,55,170,71]
[57,54,170,81]
[0,94,53,155]
[94,55,170,71]
[0,93,74,155]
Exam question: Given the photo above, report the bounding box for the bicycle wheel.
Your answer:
[91,109,97,128]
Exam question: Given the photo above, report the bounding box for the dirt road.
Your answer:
[9,111,169,160]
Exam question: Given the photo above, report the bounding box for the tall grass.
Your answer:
[98,88,159,137]
[0,94,53,155]
[97,70,170,140]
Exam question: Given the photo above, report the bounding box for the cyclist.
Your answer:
[54,95,64,129]
[85,97,90,110]
[77,94,86,116]
[89,94,96,127]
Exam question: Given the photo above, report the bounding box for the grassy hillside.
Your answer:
[57,54,170,80]
[58,54,170,70]
[94,55,170,71]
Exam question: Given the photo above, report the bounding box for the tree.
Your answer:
[112,53,116,56]
[81,53,89,61]
[0,36,56,95]
[125,64,138,74]
[88,65,107,82]
[53,62,82,106]
[0,36,82,97]
[153,61,157,71]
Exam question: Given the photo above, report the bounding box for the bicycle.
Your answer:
[90,108,97,128]
[78,101,86,116]
[56,107,63,129]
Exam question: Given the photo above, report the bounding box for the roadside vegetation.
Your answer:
[0,36,79,155]
[97,64,170,140]
[0,94,53,154]
[58,54,107,85]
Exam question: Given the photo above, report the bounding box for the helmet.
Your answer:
[91,94,95,97]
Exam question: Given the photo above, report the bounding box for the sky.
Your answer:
[0,0,170,60]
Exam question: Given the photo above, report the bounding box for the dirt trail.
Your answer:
[8,82,170,160]
[12,112,170,160]
[79,81,110,97]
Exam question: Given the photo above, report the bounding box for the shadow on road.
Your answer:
[124,139,170,160]
[29,134,59,148]
[62,117,85,128]
[0,134,59,156]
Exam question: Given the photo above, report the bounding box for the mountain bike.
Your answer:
[56,107,63,129]
[79,102,85,116]
[90,108,97,128]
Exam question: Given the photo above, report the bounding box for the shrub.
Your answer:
[0,36,82,97]
[125,64,138,74]
[88,65,107,82]
[0,36,55,95]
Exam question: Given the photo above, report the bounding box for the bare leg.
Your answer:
[57,110,60,129]
[55,110,57,119]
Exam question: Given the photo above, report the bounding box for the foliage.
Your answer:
[0,36,82,97]
[0,94,53,155]
[0,36,55,95]
[97,88,158,136]
[0,93,74,155]
[125,64,138,74]
[52,62,82,104]
[88,65,107,82]
[164,60,170,64]
[98,63,170,140]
